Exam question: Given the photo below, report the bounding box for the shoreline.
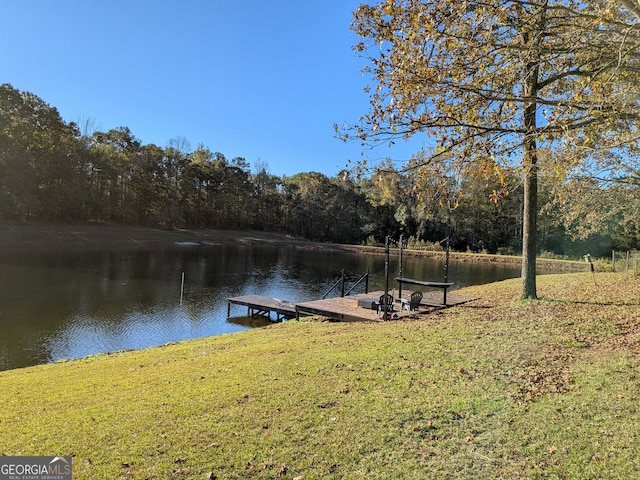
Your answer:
[0,220,586,271]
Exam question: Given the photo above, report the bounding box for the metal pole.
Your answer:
[398,234,404,301]
[180,272,185,306]
[444,228,450,284]
[384,236,390,318]
[365,267,369,294]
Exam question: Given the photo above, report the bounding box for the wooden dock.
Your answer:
[296,293,387,322]
[227,295,297,322]
[227,291,476,323]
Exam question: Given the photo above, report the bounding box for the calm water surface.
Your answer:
[0,245,522,371]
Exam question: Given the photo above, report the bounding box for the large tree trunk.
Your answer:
[521,59,540,300]
[521,147,538,299]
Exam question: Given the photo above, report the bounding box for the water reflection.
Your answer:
[0,245,522,371]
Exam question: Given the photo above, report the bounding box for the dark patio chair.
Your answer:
[377,293,394,319]
[401,290,423,312]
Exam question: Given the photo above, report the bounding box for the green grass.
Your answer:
[1,272,640,479]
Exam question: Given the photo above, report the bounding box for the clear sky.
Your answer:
[1,1,425,177]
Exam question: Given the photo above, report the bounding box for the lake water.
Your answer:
[0,245,522,371]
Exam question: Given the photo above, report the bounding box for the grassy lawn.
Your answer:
[1,272,639,479]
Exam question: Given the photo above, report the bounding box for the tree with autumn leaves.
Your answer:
[343,0,640,299]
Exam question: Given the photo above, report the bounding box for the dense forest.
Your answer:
[0,83,637,258]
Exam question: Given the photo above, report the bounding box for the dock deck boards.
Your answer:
[228,291,476,323]
[227,295,297,321]
[296,293,386,322]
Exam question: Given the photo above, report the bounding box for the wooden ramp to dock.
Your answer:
[227,291,476,323]
[227,295,297,322]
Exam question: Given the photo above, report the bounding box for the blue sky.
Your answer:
[1,1,425,177]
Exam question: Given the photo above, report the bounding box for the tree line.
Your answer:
[0,83,636,258]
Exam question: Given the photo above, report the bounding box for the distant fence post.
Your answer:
[612,250,616,272]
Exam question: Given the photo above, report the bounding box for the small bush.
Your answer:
[406,236,443,251]
[539,250,572,260]
[497,246,517,256]
[363,235,379,247]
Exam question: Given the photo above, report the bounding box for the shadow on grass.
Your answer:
[228,316,277,328]
[540,297,640,307]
